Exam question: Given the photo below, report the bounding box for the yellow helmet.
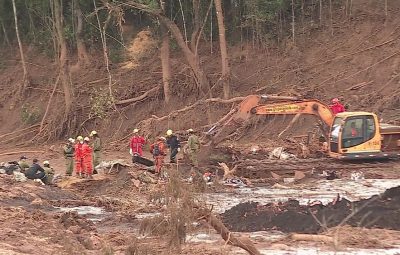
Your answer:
[43,160,50,165]
[166,129,173,136]
[90,130,97,137]
[77,136,84,141]
[133,128,139,133]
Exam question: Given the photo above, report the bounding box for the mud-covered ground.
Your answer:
[1,147,400,255]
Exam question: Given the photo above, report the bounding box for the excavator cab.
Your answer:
[329,112,382,159]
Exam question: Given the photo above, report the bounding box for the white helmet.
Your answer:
[133,128,139,134]
[84,137,90,142]
[43,160,50,165]
[68,138,75,143]
[90,130,97,137]
[166,129,173,136]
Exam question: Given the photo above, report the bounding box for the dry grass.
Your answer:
[324,225,400,249]
[138,167,203,252]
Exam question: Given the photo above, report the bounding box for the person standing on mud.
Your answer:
[74,136,84,177]
[90,131,101,171]
[166,129,180,163]
[150,137,167,178]
[63,138,75,176]
[82,137,94,179]
[186,129,200,167]
[130,128,146,159]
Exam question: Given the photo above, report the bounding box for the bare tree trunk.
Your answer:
[319,0,322,25]
[214,0,230,99]
[53,0,73,115]
[0,18,10,46]
[12,0,29,97]
[94,0,113,99]
[160,24,171,103]
[291,0,295,44]
[123,1,210,94]
[73,0,90,66]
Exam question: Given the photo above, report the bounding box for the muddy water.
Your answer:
[203,179,400,213]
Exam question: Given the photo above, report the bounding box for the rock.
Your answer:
[89,234,102,250]
[270,171,282,180]
[294,170,306,180]
[68,225,82,234]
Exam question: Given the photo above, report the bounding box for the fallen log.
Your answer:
[0,124,40,139]
[290,233,334,243]
[0,150,45,157]
[115,86,159,105]
[199,208,261,255]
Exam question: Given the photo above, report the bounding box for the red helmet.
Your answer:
[332,98,340,104]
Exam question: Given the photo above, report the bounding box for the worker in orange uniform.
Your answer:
[329,98,345,115]
[74,136,84,177]
[82,137,93,179]
[150,137,167,178]
[130,129,146,156]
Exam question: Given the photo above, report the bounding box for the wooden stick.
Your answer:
[0,150,45,156]
[290,233,334,243]
[198,209,261,255]
[278,113,300,138]
[115,86,159,105]
[0,124,40,139]
[40,74,60,132]
[346,81,373,91]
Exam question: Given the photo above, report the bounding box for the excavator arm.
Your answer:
[251,100,334,127]
[209,95,335,145]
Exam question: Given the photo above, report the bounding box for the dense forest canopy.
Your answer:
[0,0,393,138]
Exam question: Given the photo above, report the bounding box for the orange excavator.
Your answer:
[209,95,400,160]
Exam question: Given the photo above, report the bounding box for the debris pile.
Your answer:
[222,186,400,234]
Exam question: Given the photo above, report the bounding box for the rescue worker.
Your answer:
[329,98,345,115]
[18,155,30,173]
[150,137,167,177]
[25,159,47,183]
[90,130,101,171]
[63,138,75,176]
[130,128,146,158]
[74,136,84,177]
[166,129,180,163]
[82,137,93,179]
[43,160,55,184]
[186,129,200,167]
[350,122,359,137]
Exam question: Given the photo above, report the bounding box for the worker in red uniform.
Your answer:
[82,137,93,179]
[329,98,345,115]
[150,137,167,177]
[74,136,84,177]
[130,128,146,157]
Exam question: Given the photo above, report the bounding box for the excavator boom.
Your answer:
[209,95,334,145]
[252,100,335,127]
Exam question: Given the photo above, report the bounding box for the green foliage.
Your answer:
[21,103,41,124]
[109,45,125,63]
[90,89,114,119]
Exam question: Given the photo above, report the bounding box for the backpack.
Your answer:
[153,143,161,156]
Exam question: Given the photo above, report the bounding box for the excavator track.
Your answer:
[234,158,400,179]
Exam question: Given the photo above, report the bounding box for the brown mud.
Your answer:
[221,186,400,234]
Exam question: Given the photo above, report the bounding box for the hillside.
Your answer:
[0,0,399,148]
